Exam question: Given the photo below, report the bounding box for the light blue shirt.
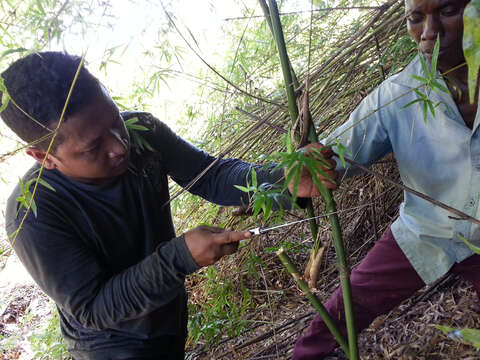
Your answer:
[326,55,480,284]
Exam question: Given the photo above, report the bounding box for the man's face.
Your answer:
[405,0,469,71]
[39,90,130,184]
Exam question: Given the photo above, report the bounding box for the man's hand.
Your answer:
[184,225,252,267]
[287,143,339,197]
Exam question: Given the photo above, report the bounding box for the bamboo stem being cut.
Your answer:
[263,1,358,358]
[276,247,350,356]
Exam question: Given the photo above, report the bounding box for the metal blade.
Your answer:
[248,202,375,235]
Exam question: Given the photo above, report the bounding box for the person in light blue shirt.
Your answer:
[293,0,480,358]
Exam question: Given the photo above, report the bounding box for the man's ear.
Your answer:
[25,147,57,170]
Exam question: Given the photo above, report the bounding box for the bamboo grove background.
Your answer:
[1,0,480,359]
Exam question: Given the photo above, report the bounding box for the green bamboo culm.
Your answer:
[262,0,319,240]
[257,0,300,90]
[261,1,359,358]
[276,247,349,356]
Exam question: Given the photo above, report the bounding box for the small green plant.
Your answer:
[29,310,71,360]
[187,266,252,347]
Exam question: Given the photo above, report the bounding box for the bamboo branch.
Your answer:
[276,247,349,356]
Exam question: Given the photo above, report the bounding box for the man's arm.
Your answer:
[8,200,249,331]
[129,112,285,206]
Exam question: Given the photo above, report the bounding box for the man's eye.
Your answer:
[441,6,459,17]
[84,145,99,155]
[407,13,423,23]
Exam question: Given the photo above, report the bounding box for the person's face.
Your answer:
[405,0,469,72]
[27,89,130,184]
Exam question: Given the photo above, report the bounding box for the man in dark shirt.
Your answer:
[1,52,333,359]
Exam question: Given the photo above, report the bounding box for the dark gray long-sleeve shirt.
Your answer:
[6,112,283,359]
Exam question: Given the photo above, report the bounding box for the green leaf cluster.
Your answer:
[16,175,55,218]
[234,167,288,221]
[187,266,252,347]
[124,117,154,154]
[402,36,449,123]
[270,144,332,203]
[463,0,480,104]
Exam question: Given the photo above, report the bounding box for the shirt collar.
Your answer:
[390,55,426,89]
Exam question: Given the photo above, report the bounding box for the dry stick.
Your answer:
[344,158,480,226]
[303,0,401,91]
[276,247,349,354]
[214,312,316,358]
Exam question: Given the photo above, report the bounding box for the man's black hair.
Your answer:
[0,51,101,150]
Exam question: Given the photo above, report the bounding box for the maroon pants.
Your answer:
[293,228,480,360]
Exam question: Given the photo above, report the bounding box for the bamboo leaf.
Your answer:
[126,124,148,131]
[411,74,428,84]
[436,325,480,350]
[463,0,480,103]
[422,100,428,123]
[30,198,37,217]
[251,167,258,188]
[37,178,56,192]
[458,233,480,255]
[0,76,10,112]
[419,53,430,78]
[124,117,140,126]
[427,99,435,119]
[430,80,449,94]
[335,141,350,168]
[401,98,423,109]
[431,35,440,76]
[234,185,250,193]
[0,47,27,60]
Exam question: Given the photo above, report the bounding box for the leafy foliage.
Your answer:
[402,36,449,123]
[234,167,288,221]
[457,234,480,255]
[269,142,332,203]
[16,175,55,218]
[124,117,154,154]
[436,325,480,350]
[463,0,480,104]
[187,266,252,347]
[29,310,71,359]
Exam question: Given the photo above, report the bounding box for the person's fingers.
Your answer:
[321,179,337,190]
[320,147,335,158]
[214,230,251,244]
[197,225,224,233]
[305,143,335,159]
[221,242,239,256]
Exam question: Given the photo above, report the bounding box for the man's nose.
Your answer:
[107,129,128,158]
[421,15,441,42]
